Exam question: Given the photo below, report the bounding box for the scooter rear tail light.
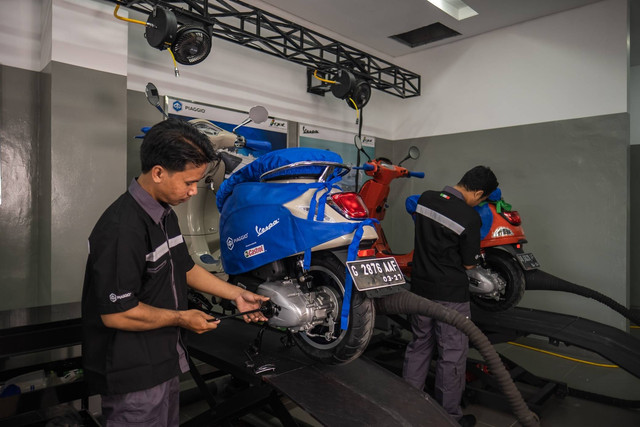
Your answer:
[358,249,376,257]
[329,192,369,219]
[500,210,522,226]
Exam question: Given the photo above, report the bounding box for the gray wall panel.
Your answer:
[47,62,127,305]
[631,144,640,309]
[380,114,630,329]
[0,65,40,310]
[126,89,164,184]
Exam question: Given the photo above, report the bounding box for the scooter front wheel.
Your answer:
[294,253,375,364]
[471,249,525,312]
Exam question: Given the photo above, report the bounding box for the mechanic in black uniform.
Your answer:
[403,166,498,427]
[82,118,269,426]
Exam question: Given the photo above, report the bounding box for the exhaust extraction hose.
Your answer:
[524,269,640,327]
[375,291,540,427]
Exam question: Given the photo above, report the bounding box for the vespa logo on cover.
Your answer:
[256,218,280,237]
[244,245,265,258]
[172,101,183,112]
[227,233,248,251]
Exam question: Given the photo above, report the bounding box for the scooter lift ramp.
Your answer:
[470,306,640,378]
[187,320,456,426]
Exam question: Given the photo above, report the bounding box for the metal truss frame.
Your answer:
[109,0,421,98]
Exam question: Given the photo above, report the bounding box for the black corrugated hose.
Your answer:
[524,269,640,327]
[374,290,540,427]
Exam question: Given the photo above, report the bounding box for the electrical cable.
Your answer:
[348,97,360,123]
[507,341,619,368]
[313,69,336,84]
[113,5,147,26]
[166,46,180,76]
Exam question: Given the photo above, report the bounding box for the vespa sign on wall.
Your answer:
[299,123,375,192]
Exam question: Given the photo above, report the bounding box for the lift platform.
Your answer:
[186,320,456,426]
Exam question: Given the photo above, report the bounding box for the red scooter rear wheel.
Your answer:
[471,249,525,312]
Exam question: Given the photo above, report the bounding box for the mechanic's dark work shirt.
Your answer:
[81,179,195,395]
[411,186,481,302]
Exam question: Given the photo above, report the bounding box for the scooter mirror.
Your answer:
[249,105,269,124]
[145,82,168,118]
[399,146,420,166]
[354,135,363,150]
[145,82,160,106]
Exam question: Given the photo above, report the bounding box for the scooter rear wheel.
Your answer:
[471,249,525,312]
[294,253,375,364]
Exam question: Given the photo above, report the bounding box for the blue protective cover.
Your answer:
[217,147,375,329]
[216,147,343,212]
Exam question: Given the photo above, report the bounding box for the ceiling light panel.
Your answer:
[426,0,478,21]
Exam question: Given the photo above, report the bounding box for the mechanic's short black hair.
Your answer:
[140,118,217,173]
[458,166,499,198]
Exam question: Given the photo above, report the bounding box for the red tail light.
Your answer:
[329,192,369,219]
[358,249,376,257]
[500,210,522,226]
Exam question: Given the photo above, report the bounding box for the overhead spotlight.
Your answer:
[173,25,212,65]
[330,69,372,110]
[145,6,177,49]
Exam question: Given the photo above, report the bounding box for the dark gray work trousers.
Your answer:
[402,300,470,421]
[101,376,180,427]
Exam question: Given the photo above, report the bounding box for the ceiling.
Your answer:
[253,0,638,64]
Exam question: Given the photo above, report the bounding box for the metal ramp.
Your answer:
[186,321,456,426]
[470,306,640,379]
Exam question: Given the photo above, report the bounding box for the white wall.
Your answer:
[0,0,128,75]
[0,0,628,141]
[394,0,628,140]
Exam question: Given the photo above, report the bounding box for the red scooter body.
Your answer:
[357,151,536,311]
[358,158,419,276]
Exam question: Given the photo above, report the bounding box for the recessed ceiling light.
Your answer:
[426,0,478,21]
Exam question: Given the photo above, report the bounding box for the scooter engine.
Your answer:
[257,280,340,333]
[467,266,506,300]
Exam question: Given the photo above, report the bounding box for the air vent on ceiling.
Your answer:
[390,22,460,48]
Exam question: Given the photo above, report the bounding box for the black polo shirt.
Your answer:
[81,179,195,395]
[411,186,481,303]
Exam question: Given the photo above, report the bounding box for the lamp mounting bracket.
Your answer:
[107,0,420,98]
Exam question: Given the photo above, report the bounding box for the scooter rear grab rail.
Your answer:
[259,161,351,182]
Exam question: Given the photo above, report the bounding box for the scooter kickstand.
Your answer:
[244,325,275,375]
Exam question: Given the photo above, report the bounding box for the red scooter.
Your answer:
[355,143,539,312]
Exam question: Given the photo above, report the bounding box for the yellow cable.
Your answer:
[313,69,337,84]
[113,5,147,26]
[348,97,360,121]
[631,325,639,329]
[166,46,179,77]
[507,341,619,368]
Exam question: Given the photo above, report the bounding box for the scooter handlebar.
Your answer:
[408,171,425,178]
[362,163,375,171]
[244,138,272,151]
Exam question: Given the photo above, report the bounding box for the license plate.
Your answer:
[346,257,406,291]
[516,252,540,270]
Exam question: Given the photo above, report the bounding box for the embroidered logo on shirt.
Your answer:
[439,193,450,200]
[109,292,132,303]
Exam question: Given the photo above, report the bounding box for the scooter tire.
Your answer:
[294,253,375,364]
[471,249,525,312]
